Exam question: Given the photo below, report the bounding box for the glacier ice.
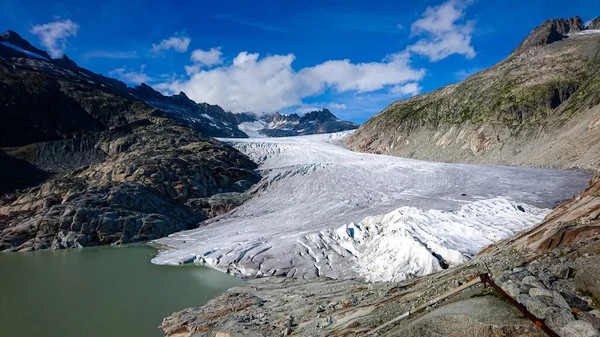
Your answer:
[151,132,592,282]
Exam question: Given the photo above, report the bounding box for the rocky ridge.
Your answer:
[346,16,600,170]
[250,109,360,137]
[0,32,260,251]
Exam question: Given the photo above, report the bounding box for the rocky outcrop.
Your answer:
[346,17,600,170]
[130,84,249,138]
[0,30,51,59]
[0,32,261,252]
[0,122,260,252]
[513,16,584,54]
[588,17,600,30]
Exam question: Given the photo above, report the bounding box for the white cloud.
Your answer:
[328,103,347,110]
[84,50,139,59]
[109,65,152,84]
[151,35,191,53]
[153,0,478,114]
[390,82,421,97]
[185,47,223,75]
[407,0,475,62]
[300,52,424,93]
[30,19,79,58]
[156,51,425,113]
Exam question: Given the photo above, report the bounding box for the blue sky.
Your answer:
[2,0,600,123]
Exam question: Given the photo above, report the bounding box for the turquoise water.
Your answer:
[0,244,244,337]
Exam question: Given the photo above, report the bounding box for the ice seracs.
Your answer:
[151,132,592,282]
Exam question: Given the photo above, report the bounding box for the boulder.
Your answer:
[559,320,600,337]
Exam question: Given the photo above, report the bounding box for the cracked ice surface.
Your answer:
[151,132,592,282]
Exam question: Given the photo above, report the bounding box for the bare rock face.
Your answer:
[514,16,585,54]
[587,17,600,30]
[0,32,261,252]
[0,123,260,252]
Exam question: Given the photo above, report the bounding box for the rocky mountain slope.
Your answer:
[238,109,359,137]
[0,31,260,251]
[346,16,600,170]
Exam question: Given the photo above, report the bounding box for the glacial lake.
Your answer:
[0,244,245,337]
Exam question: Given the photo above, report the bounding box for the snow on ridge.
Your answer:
[0,42,50,60]
[151,132,591,282]
[238,121,268,138]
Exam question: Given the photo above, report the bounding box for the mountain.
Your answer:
[129,83,248,138]
[346,16,600,170]
[0,31,260,252]
[238,109,360,137]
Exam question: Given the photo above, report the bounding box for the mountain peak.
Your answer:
[302,108,336,122]
[53,54,79,69]
[588,17,600,30]
[513,16,586,54]
[0,30,51,60]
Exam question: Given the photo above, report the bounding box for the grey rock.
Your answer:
[544,307,575,332]
[502,281,523,297]
[525,295,555,319]
[553,291,571,309]
[559,320,600,337]
[516,294,531,305]
[530,288,554,297]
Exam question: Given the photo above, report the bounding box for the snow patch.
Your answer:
[0,42,50,60]
[238,121,268,138]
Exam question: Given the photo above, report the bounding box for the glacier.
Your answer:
[151,132,592,282]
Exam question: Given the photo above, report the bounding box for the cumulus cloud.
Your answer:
[185,47,223,75]
[156,51,425,113]
[30,19,79,58]
[407,0,475,61]
[109,65,152,84]
[154,0,478,114]
[328,103,347,110]
[151,35,191,53]
[390,82,421,96]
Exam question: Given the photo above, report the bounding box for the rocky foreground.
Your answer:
[161,172,600,337]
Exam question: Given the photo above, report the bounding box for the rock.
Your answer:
[544,307,575,332]
[559,320,600,337]
[215,332,233,337]
[522,276,546,289]
[502,281,523,297]
[525,296,555,319]
[516,294,531,305]
[577,311,600,330]
[553,291,571,310]
[586,17,600,30]
[550,264,571,279]
[574,256,600,301]
[561,291,591,311]
[529,288,554,298]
